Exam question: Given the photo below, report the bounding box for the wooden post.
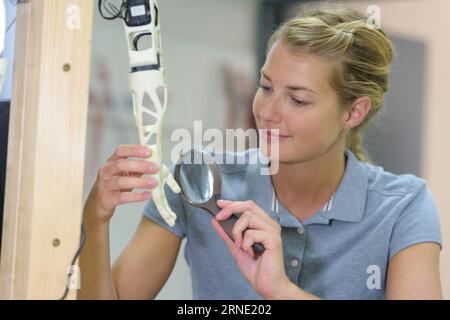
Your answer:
[0,0,94,299]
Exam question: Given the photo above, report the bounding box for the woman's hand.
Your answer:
[84,144,160,226]
[211,199,296,299]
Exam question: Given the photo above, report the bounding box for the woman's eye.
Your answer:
[258,84,271,92]
[291,98,310,107]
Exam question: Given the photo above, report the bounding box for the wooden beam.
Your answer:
[0,0,94,299]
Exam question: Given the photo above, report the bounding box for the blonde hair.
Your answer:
[268,4,396,161]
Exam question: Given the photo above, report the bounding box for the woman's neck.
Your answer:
[270,144,347,216]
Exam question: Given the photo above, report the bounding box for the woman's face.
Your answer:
[253,40,347,164]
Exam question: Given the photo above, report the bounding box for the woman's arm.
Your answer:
[79,215,181,300]
[111,217,182,299]
[386,242,442,299]
[78,219,118,300]
[78,144,182,299]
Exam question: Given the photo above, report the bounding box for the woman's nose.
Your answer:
[260,95,281,122]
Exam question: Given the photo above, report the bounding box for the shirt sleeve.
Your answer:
[388,183,443,262]
[142,164,187,239]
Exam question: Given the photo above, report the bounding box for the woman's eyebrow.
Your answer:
[260,70,316,94]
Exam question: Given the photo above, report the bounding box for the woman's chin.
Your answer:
[260,143,290,162]
[261,144,309,165]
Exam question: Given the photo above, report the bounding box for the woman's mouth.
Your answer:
[262,130,291,142]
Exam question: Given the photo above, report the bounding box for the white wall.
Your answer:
[84,0,259,299]
[345,0,450,298]
[0,0,16,100]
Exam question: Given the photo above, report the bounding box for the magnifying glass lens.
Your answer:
[179,160,213,204]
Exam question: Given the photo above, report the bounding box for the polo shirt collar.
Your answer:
[325,149,368,223]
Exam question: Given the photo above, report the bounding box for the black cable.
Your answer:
[107,1,121,17]
[103,1,119,18]
[59,223,87,300]
[98,0,125,20]
[5,0,33,34]
[5,18,15,34]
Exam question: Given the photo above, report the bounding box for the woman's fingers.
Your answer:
[103,176,158,192]
[217,200,267,220]
[107,144,151,162]
[213,214,276,259]
[241,229,280,258]
[231,210,273,247]
[109,191,153,207]
[99,158,159,179]
[215,200,282,257]
[216,200,278,229]
[88,145,157,225]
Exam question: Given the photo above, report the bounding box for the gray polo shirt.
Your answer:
[143,148,442,299]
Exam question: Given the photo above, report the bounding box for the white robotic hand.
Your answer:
[98,0,181,226]
[129,68,181,226]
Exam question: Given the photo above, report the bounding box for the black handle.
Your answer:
[218,214,265,255]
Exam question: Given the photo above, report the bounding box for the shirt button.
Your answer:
[290,259,299,268]
[297,227,304,235]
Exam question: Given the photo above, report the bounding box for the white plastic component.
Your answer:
[129,71,180,226]
[123,0,181,227]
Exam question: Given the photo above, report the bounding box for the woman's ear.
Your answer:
[341,96,372,129]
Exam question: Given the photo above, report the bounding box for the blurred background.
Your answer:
[1,0,449,299]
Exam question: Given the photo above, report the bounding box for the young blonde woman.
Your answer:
[79,5,442,300]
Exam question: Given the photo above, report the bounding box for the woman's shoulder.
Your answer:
[358,161,442,260]
[361,160,427,199]
[358,160,438,225]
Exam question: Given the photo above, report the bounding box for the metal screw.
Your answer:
[63,63,71,72]
[53,238,61,247]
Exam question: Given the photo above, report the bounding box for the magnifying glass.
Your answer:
[174,149,265,255]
